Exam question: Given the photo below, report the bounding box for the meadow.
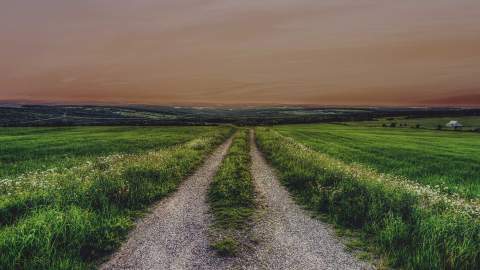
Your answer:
[1,122,479,269]
[256,126,479,269]
[0,126,233,269]
[0,126,216,178]
[274,124,480,198]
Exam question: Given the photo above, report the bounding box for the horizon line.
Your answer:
[1,99,479,109]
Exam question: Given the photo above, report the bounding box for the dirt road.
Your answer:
[241,131,371,270]
[101,137,234,270]
[101,132,370,270]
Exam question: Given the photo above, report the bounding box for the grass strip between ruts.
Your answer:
[208,129,256,256]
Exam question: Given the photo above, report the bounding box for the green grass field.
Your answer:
[1,123,479,269]
[0,126,218,178]
[256,127,479,269]
[274,124,480,198]
[0,126,233,269]
[350,116,480,131]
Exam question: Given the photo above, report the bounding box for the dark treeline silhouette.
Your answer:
[0,105,479,127]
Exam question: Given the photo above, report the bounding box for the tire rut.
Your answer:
[243,130,372,270]
[101,137,234,270]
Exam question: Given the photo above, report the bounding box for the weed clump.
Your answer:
[211,237,239,257]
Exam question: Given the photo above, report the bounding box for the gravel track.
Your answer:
[101,137,234,270]
[243,131,372,270]
[100,132,372,270]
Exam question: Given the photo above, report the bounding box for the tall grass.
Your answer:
[0,127,233,269]
[255,127,479,269]
[208,130,255,256]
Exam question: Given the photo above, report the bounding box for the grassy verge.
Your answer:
[0,127,234,269]
[255,127,479,270]
[208,130,256,256]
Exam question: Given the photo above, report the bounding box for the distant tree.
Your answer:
[437,125,443,130]
[415,124,421,128]
[382,123,387,127]
[390,122,397,128]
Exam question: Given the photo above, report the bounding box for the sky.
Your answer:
[1,0,480,106]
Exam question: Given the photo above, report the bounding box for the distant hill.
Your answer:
[0,105,479,127]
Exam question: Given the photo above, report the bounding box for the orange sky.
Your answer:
[1,0,480,106]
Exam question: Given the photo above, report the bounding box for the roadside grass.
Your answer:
[255,127,480,270]
[274,124,480,199]
[0,126,213,178]
[208,130,256,256]
[0,127,234,269]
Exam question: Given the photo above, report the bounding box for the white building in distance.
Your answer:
[446,120,463,129]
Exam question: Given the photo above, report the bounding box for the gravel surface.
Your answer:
[242,131,373,270]
[100,133,373,270]
[101,137,234,270]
